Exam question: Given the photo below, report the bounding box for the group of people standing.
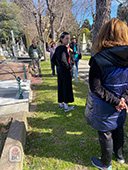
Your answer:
[28,17,128,170]
[28,33,81,112]
[48,18,128,170]
[46,35,81,78]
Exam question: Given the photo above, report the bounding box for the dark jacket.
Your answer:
[29,44,42,59]
[69,42,81,55]
[52,45,72,70]
[52,45,74,103]
[85,45,128,132]
[69,42,81,60]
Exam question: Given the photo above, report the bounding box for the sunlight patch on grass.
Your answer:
[66,131,83,135]
[24,60,128,170]
[82,55,91,61]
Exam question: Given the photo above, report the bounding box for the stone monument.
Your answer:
[11,30,19,59]
[82,33,87,52]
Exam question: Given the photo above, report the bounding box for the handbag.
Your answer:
[78,53,82,59]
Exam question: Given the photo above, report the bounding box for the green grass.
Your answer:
[0,121,11,157]
[23,60,128,170]
[82,55,91,61]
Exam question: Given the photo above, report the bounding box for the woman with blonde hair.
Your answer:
[85,18,128,170]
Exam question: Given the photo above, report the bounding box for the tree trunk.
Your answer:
[92,0,111,46]
[40,39,47,61]
[50,19,56,41]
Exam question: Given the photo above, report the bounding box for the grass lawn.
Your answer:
[23,60,128,170]
[82,55,91,61]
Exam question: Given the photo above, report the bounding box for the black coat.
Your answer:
[69,42,81,55]
[52,45,74,103]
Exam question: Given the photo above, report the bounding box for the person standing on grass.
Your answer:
[29,40,42,77]
[85,18,128,170]
[52,32,74,112]
[69,36,81,78]
[46,41,57,76]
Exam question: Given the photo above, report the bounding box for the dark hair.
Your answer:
[59,32,69,43]
[50,40,56,45]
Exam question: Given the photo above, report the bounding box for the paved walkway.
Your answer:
[78,59,90,83]
[31,75,43,85]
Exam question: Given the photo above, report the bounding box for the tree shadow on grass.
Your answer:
[32,78,88,100]
[30,100,85,116]
[26,102,128,169]
[25,104,101,169]
[72,80,88,99]
[33,84,57,91]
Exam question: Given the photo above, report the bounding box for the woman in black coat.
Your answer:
[52,32,74,112]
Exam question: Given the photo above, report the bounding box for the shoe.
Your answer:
[59,104,64,110]
[117,158,125,164]
[112,151,125,164]
[64,105,74,112]
[39,75,42,77]
[35,74,38,77]
[91,157,112,170]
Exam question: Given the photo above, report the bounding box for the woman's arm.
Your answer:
[61,51,72,71]
[121,89,128,104]
[89,58,120,106]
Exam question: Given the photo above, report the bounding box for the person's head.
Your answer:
[32,39,37,47]
[93,18,128,53]
[59,32,70,45]
[71,36,76,43]
[50,41,56,47]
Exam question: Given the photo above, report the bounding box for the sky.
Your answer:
[6,0,123,26]
[79,0,123,25]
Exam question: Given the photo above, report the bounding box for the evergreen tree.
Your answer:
[117,1,128,25]
[0,0,23,42]
[82,19,91,30]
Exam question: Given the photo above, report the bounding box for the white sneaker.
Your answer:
[59,104,64,110]
[64,105,74,112]
[117,158,125,164]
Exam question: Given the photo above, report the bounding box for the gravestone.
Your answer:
[0,46,4,56]
[82,33,87,52]
[11,30,19,59]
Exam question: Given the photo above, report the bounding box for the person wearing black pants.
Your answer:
[98,126,124,167]
[85,18,128,170]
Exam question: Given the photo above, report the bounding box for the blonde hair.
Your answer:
[93,18,128,53]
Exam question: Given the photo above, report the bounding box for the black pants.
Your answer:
[98,126,124,167]
[57,69,74,103]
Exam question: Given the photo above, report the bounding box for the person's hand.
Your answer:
[69,48,73,53]
[115,97,128,111]
[70,68,73,72]
[121,97,126,103]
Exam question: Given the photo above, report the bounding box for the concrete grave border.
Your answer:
[0,112,27,170]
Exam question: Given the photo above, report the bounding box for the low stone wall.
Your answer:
[0,112,27,170]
